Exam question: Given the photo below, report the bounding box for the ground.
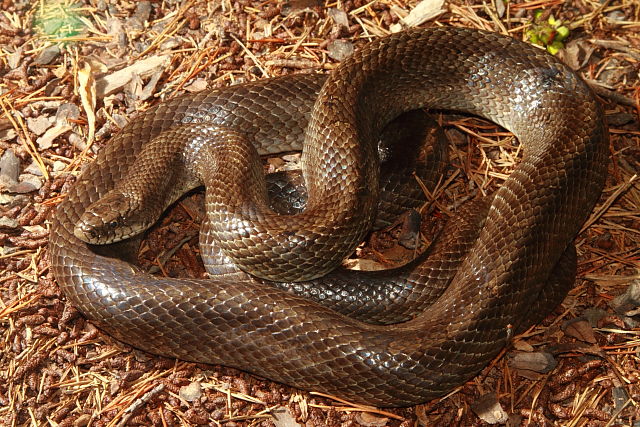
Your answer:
[0,0,639,426]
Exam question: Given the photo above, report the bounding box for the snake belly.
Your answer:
[48,27,609,407]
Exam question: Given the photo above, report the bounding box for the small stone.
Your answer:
[53,160,67,172]
[327,39,354,61]
[34,45,61,65]
[328,8,349,28]
[179,381,202,402]
[606,10,626,22]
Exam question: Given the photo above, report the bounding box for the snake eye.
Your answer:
[108,220,118,229]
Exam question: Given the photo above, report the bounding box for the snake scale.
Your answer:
[48,27,609,406]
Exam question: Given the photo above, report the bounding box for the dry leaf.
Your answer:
[509,351,557,373]
[562,319,597,344]
[77,62,96,147]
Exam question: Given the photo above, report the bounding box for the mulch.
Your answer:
[1,0,639,425]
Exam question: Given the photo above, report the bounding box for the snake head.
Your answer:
[74,191,145,245]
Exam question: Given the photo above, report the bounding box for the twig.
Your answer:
[585,79,639,107]
[115,383,166,427]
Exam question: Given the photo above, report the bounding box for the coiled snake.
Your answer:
[48,27,608,407]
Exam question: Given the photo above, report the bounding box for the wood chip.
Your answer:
[470,392,508,424]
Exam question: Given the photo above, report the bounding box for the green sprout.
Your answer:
[526,10,570,55]
[33,0,86,40]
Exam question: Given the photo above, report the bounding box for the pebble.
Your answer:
[179,382,202,402]
[327,39,354,61]
[34,45,61,65]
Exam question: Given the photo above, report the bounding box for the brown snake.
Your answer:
[48,27,609,407]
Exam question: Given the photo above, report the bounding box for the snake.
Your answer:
[48,27,609,407]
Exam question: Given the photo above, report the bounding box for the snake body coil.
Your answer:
[49,27,608,406]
